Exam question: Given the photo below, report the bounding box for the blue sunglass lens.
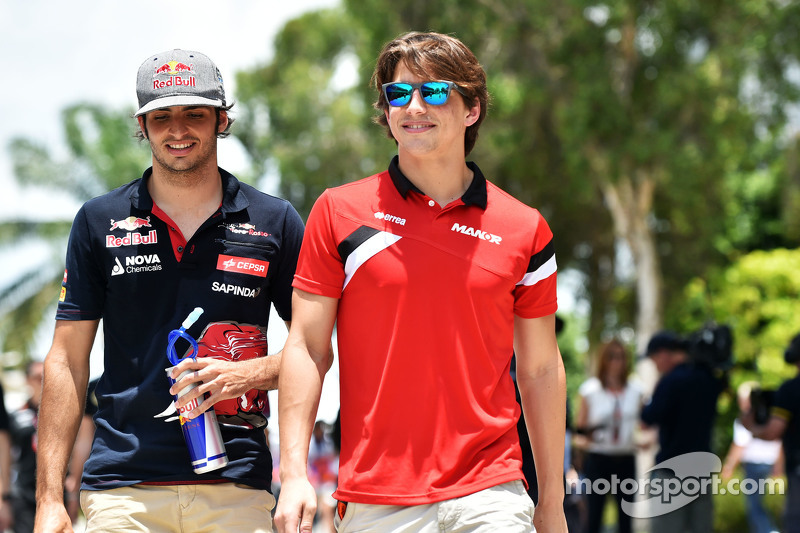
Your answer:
[385,84,413,106]
[420,82,451,105]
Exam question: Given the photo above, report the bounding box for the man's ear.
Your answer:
[218,110,229,134]
[465,98,480,127]
[137,116,148,139]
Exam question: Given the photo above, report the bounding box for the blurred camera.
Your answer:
[750,388,775,425]
[687,323,733,371]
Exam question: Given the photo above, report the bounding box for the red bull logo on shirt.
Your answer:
[109,216,151,231]
[106,230,158,248]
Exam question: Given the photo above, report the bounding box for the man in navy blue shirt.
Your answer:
[640,330,724,533]
[34,49,304,533]
[744,332,800,533]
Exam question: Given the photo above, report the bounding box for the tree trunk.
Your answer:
[601,173,662,355]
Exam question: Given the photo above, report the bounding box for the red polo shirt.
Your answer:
[293,157,557,505]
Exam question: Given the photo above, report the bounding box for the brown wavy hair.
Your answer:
[371,31,489,156]
[596,339,631,389]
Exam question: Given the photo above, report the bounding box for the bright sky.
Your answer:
[0,0,339,222]
[0,0,342,421]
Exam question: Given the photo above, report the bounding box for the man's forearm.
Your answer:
[518,357,567,504]
[36,356,88,504]
[278,341,330,480]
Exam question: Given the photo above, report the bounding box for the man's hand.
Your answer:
[0,500,12,531]
[533,500,568,533]
[34,501,74,533]
[168,357,257,418]
[273,477,319,533]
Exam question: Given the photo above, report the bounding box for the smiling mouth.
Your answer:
[167,142,194,149]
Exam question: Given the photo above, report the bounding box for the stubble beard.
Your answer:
[150,135,219,187]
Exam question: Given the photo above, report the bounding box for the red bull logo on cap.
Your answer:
[153,61,196,90]
[153,61,194,76]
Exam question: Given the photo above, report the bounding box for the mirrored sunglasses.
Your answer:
[382,81,467,107]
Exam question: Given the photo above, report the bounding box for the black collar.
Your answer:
[387,156,488,209]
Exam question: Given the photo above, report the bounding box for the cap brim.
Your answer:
[134,95,224,117]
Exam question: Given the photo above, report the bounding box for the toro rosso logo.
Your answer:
[216,255,269,278]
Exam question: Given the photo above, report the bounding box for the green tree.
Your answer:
[0,104,149,359]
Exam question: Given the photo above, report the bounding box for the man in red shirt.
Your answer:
[276,32,567,533]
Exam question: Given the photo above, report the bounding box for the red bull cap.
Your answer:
[135,49,225,117]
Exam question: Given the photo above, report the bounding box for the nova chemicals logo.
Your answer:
[111,254,162,276]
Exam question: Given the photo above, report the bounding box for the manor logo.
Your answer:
[450,223,502,244]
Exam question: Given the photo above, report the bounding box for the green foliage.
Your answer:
[677,248,800,390]
[0,105,149,360]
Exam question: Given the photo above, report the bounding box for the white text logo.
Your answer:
[450,223,502,244]
[212,282,261,298]
[374,211,406,226]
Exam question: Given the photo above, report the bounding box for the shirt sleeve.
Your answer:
[293,190,348,299]
[771,378,800,422]
[269,202,305,322]
[56,206,106,321]
[513,210,557,318]
[0,382,9,432]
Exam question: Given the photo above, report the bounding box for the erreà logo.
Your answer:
[450,223,502,244]
[374,211,406,226]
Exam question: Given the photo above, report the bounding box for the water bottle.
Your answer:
[166,307,228,473]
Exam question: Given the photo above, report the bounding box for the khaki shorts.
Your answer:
[81,483,275,533]
[334,480,535,532]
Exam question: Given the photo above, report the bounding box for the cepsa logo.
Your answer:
[216,255,269,278]
[153,61,195,90]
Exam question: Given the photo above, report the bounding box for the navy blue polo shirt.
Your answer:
[640,362,724,463]
[57,167,304,491]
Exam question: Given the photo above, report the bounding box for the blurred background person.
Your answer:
[722,381,782,533]
[575,339,643,533]
[7,361,43,533]
[6,363,94,532]
[640,330,725,533]
[744,331,800,533]
[307,420,338,533]
[0,376,11,532]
